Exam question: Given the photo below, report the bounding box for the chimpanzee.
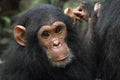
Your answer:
[0,4,92,80]
[93,0,120,79]
[66,0,120,79]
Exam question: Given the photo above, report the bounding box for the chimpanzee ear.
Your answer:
[14,25,27,46]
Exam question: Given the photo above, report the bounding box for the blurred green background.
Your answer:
[0,0,96,54]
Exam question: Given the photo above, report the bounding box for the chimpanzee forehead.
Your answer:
[27,4,65,20]
[26,5,69,27]
[16,4,72,31]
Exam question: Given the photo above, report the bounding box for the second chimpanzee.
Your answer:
[66,0,120,79]
[0,4,92,80]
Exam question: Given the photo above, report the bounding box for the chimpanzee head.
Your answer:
[13,4,79,68]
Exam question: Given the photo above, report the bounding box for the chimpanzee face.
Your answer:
[14,21,74,67]
[37,21,73,67]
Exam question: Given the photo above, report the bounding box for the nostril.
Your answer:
[53,40,60,46]
[52,38,61,47]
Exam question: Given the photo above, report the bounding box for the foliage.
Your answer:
[0,16,12,54]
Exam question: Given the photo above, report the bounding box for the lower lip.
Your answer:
[55,55,69,62]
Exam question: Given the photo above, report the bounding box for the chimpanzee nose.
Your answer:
[53,39,61,47]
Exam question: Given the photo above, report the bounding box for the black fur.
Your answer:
[94,0,120,79]
[0,4,91,80]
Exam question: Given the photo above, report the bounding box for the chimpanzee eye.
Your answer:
[41,31,50,39]
[55,26,62,34]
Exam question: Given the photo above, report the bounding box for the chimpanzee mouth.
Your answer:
[54,54,69,62]
[50,51,74,68]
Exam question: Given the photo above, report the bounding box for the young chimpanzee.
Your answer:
[0,4,92,80]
